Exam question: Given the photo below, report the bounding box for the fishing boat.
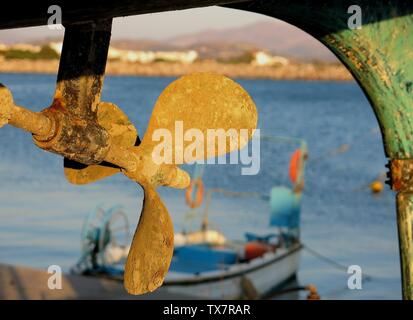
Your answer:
[72,136,308,299]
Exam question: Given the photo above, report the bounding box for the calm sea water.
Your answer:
[0,73,401,299]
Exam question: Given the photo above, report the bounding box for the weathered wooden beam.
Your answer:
[1,1,412,31]
[0,0,247,30]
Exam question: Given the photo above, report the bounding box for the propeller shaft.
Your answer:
[1,84,190,189]
[9,105,54,138]
[0,85,54,138]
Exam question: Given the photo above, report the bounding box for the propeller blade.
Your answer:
[64,102,139,184]
[141,72,258,163]
[0,84,13,128]
[124,182,174,294]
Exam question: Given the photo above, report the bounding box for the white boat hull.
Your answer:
[161,244,301,299]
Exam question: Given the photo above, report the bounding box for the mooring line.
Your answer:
[302,243,373,282]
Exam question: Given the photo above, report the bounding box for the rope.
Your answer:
[209,188,264,199]
[302,243,373,281]
[309,144,350,164]
[260,134,307,147]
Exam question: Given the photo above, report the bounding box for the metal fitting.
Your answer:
[389,159,413,192]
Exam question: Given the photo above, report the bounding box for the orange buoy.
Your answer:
[289,149,301,183]
[185,178,204,208]
[370,180,384,194]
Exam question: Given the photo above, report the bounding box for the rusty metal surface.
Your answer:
[0,85,112,166]
[35,20,113,164]
[396,193,413,300]
[64,102,139,184]
[0,20,115,166]
[390,159,413,300]
[55,19,112,120]
[389,160,413,192]
[35,108,111,165]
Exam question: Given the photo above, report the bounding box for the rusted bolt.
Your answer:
[0,84,111,166]
[389,159,413,192]
[34,106,111,165]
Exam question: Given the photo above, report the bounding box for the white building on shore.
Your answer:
[48,41,198,64]
[153,50,198,64]
[49,42,63,55]
[108,48,198,64]
[252,51,289,67]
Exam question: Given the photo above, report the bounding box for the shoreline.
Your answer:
[0,59,353,81]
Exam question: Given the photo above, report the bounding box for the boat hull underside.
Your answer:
[161,245,301,299]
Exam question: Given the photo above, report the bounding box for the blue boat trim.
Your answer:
[163,244,302,286]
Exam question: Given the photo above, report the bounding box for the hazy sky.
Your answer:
[0,6,273,43]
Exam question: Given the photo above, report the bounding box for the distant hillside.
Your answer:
[167,21,337,62]
[110,39,178,51]
[26,20,337,62]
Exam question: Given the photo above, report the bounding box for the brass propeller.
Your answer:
[120,73,258,294]
[0,73,258,295]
